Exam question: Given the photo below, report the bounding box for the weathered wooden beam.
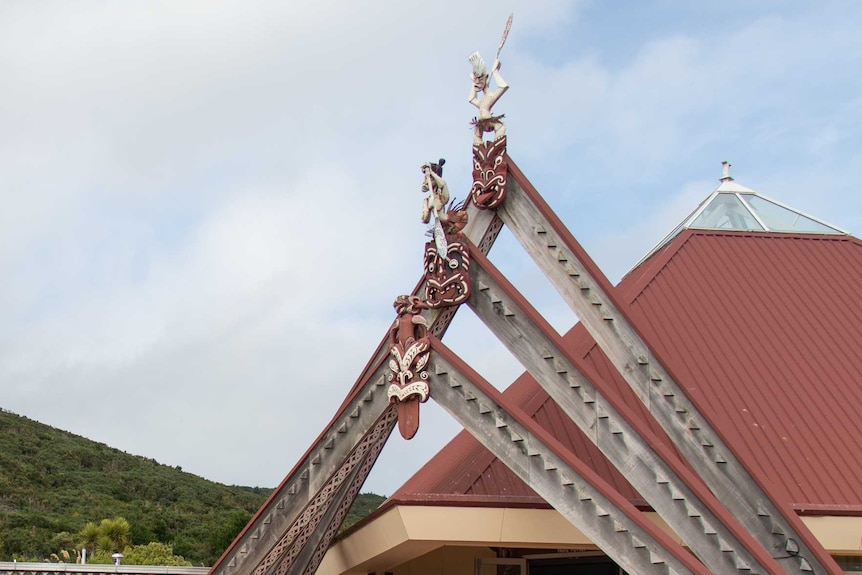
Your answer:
[466,242,785,575]
[499,159,839,575]
[428,339,713,575]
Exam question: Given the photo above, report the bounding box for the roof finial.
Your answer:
[720,161,733,182]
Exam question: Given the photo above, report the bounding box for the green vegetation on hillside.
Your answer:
[79,519,191,566]
[0,408,265,564]
[341,492,386,532]
[0,408,386,565]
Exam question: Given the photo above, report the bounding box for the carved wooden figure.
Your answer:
[424,201,471,308]
[420,159,449,225]
[468,53,508,145]
[387,295,431,439]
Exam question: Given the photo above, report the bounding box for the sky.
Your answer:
[2,0,862,497]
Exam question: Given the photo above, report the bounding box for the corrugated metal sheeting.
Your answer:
[392,230,862,514]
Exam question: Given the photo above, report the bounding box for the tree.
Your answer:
[208,510,251,559]
[80,522,101,556]
[120,542,192,566]
[78,517,130,556]
[99,517,130,553]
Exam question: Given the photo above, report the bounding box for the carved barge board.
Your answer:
[209,203,504,575]
[499,158,840,575]
[427,339,712,575]
[465,242,783,575]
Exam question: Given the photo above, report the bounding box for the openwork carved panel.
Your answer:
[300,410,394,575]
[429,306,458,338]
[477,214,504,255]
[255,406,398,575]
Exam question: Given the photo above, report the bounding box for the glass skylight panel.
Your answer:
[628,174,848,276]
[690,194,764,231]
[743,195,842,234]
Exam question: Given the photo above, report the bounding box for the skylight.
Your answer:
[741,195,840,234]
[635,162,848,269]
[689,193,764,231]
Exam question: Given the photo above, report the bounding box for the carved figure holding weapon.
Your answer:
[468,14,512,145]
[420,159,449,225]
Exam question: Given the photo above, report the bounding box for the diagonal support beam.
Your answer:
[210,206,504,575]
[428,338,714,575]
[498,159,840,575]
[466,242,785,575]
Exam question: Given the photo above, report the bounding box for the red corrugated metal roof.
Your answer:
[391,229,862,514]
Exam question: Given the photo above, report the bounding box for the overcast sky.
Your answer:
[2,1,861,497]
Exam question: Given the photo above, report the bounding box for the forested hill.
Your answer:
[0,408,385,565]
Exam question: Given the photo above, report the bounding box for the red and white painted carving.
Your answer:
[424,239,470,308]
[470,135,508,209]
[387,295,431,439]
[424,201,471,308]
